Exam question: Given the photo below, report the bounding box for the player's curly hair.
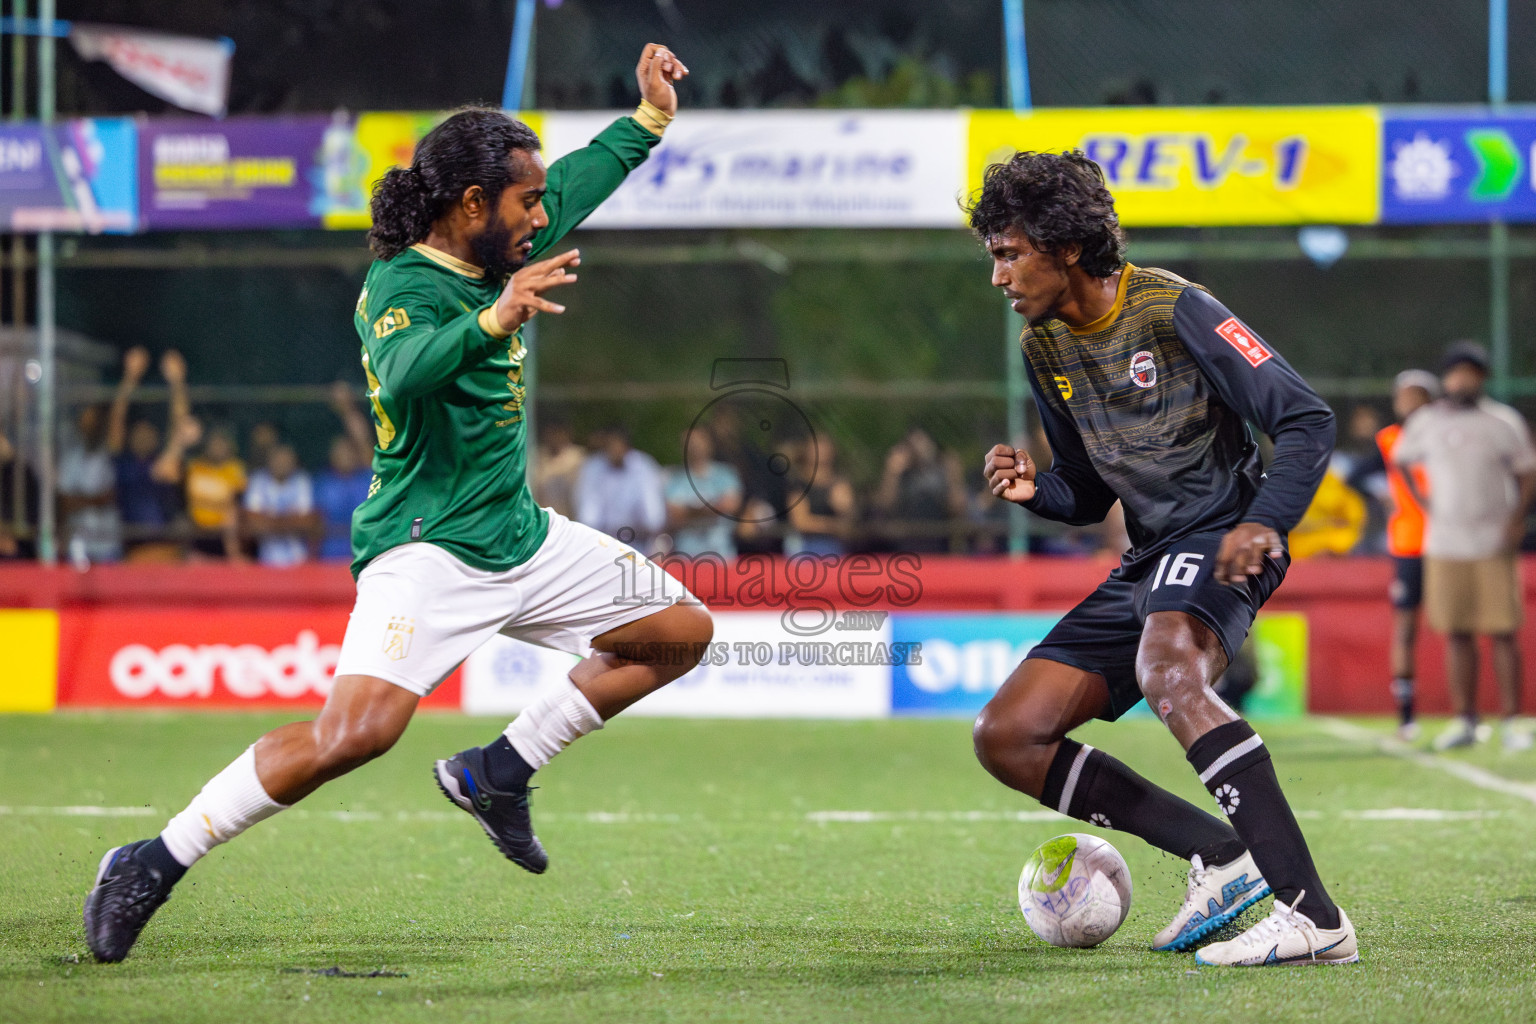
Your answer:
[963,150,1126,278]
[368,108,541,260]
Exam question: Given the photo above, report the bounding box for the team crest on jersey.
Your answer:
[383,616,415,661]
[1129,350,1158,388]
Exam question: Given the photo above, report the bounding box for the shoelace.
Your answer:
[1174,856,1211,914]
[1235,891,1320,956]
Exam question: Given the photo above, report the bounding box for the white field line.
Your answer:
[0,804,1510,824]
[1318,717,1536,806]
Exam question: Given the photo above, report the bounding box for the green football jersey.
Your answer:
[349,116,660,577]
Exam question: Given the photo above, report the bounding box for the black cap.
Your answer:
[1441,340,1490,374]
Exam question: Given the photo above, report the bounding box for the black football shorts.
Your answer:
[1025,529,1288,721]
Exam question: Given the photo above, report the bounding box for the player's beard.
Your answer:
[470,211,532,282]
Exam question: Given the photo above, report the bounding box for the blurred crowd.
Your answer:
[22,348,377,567]
[5,341,1532,568]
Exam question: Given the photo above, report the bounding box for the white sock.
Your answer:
[159,746,288,868]
[503,677,604,771]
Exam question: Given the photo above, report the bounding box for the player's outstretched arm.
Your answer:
[1173,288,1335,583]
[532,44,689,258]
[364,251,580,400]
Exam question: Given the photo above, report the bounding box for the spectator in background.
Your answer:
[244,442,317,567]
[533,416,585,519]
[57,403,122,565]
[665,427,742,558]
[1340,403,1389,553]
[1396,341,1536,752]
[1286,456,1366,559]
[575,424,665,552]
[181,424,247,561]
[109,347,189,561]
[0,429,37,558]
[872,425,966,553]
[247,420,281,474]
[787,432,856,556]
[1375,369,1438,740]
[313,382,377,561]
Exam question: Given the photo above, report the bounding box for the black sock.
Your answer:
[134,836,188,888]
[1391,677,1415,726]
[1186,720,1339,929]
[482,734,535,791]
[1040,739,1246,866]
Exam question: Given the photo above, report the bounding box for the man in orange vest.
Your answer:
[1375,370,1437,740]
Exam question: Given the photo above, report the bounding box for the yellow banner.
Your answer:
[322,111,545,230]
[968,107,1380,226]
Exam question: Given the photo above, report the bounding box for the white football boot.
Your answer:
[1432,718,1479,751]
[1151,850,1271,952]
[1194,892,1358,966]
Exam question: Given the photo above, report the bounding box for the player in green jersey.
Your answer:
[85,44,712,964]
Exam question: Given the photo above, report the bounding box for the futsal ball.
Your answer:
[1018,833,1132,948]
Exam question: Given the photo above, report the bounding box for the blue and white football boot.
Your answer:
[1194,892,1358,966]
[1151,850,1271,952]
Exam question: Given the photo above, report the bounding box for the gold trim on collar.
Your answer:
[411,243,484,279]
[1066,263,1134,336]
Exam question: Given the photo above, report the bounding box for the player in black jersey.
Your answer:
[969,151,1357,966]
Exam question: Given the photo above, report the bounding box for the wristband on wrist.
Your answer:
[633,99,674,136]
[478,305,513,339]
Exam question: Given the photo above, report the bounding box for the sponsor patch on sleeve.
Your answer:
[1215,317,1272,367]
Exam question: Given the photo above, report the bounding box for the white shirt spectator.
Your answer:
[1395,397,1536,559]
[575,448,666,551]
[58,441,122,563]
[244,468,314,567]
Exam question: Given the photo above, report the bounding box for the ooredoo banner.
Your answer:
[55,607,461,709]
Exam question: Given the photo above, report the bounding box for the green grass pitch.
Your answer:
[2,713,1534,1023]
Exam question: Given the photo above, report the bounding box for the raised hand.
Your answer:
[983,443,1037,504]
[635,43,689,117]
[160,349,187,386]
[492,248,582,332]
[122,346,151,383]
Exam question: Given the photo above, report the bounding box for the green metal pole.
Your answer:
[1005,306,1029,555]
[35,0,55,563]
[8,1,26,541]
[1490,219,1511,401]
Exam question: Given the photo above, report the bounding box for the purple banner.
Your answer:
[139,116,328,229]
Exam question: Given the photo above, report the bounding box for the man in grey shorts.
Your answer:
[1395,341,1536,752]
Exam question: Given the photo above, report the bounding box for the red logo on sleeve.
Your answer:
[1215,317,1273,367]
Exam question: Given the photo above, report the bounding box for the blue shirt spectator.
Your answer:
[314,435,373,560]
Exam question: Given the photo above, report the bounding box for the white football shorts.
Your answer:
[334,510,696,696]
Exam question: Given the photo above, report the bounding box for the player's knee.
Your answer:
[972,699,1052,769]
[313,721,399,774]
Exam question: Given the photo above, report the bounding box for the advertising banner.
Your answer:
[968,107,1380,226]
[464,610,901,718]
[55,607,461,709]
[321,111,545,229]
[891,612,1307,719]
[1381,110,1536,223]
[0,118,136,233]
[139,117,329,229]
[890,612,1061,716]
[541,110,966,228]
[70,24,232,117]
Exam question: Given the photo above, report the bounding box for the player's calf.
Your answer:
[444,602,713,871]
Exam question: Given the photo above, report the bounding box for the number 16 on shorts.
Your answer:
[1151,552,1204,589]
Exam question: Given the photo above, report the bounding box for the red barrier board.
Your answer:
[56,606,461,709]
